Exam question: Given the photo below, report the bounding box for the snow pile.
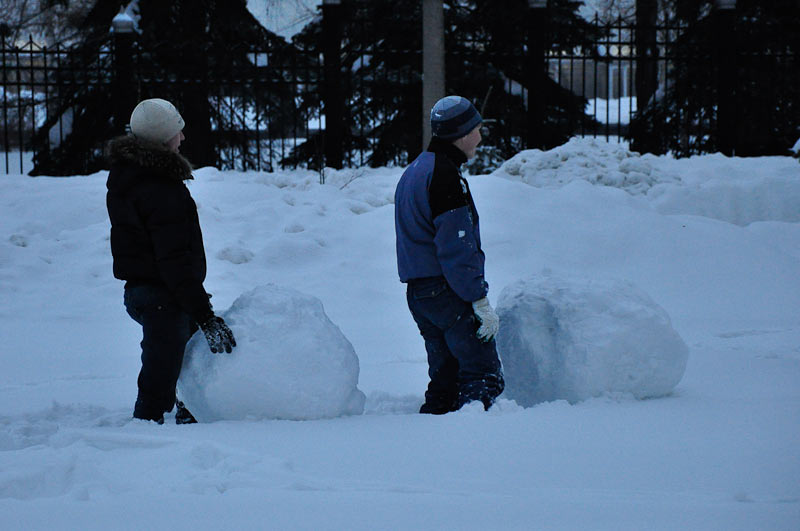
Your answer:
[492,138,800,225]
[648,173,800,226]
[649,155,800,225]
[178,284,366,421]
[492,137,681,195]
[496,274,689,407]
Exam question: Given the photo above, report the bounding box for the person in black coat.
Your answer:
[106,98,236,424]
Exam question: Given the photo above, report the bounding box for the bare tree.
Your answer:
[0,0,95,45]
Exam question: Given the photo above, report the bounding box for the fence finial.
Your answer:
[111,7,136,34]
[714,0,736,9]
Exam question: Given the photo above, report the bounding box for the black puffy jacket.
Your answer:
[106,135,212,323]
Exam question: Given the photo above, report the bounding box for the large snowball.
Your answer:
[178,284,365,421]
[496,275,688,406]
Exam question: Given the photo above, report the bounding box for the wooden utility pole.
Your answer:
[422,0,445,150]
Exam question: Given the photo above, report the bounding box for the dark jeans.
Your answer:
[406,276,504,411]
[124,283,197,419]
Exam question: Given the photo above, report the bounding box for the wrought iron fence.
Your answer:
[545,17,697,140]
[1,37,114,174]
[133,42,322,172]
[0,35,322,176]
[1,7,796,176]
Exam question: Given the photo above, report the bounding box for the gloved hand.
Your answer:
[200,315,236,354]
[472,297,499,342]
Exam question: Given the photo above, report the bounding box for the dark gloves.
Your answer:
[200,315,236,354]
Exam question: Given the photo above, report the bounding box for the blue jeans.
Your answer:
[406,276,504,411]
[124,283,197,419]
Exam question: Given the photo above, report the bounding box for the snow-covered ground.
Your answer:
[1,151,34,176]
[586,97,637,125]
[1,138,798,529]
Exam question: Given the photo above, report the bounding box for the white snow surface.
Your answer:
[493,137,682,195]
[497,274,689,406]
[178,284,365,421]
[495,137,800,225]
[1,139,799,529]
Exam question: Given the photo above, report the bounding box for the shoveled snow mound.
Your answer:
[496,274,688,407]
[492,137,800,225]
[648,154,800,226]
[178,284,366,421]
[492,137,681,195]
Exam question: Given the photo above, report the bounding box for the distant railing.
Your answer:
[1,3,796,175]
[1,38,114,174]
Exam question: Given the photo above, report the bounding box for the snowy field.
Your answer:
[1,138,798,529]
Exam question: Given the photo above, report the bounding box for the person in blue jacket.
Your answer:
[395,95,504,414]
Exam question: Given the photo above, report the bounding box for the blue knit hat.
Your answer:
[430,96,482,140]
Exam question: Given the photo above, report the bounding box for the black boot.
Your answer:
[419,394,458,415]
[175,400,198,424]
[458,373,505,411]
[133,396,165,424]
[133,411,164,424]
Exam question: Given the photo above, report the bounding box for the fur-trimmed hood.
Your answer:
[107,135,193,181]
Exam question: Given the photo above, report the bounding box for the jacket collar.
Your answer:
[107,135,193,181]
[427,136,467,167]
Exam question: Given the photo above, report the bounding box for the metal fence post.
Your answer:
[111,9,136,137]
[322,0,344,170]
[715,0,737,156]
[527,0,548,150]
[632,0,659,154]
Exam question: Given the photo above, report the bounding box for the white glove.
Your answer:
[472,297,499,342]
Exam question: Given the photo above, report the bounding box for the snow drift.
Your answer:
[178,284,366,421]
[492,137,681,195]
[493,137,800,226]
[496,274,689,406]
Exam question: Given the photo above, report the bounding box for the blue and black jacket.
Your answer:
[394,136,488,302]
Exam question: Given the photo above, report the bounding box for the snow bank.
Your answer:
[492,138,800,226]
[496,274,689,406]
[649,175,800,226]
[178,284,366,421]
[649,155,800,225]
[492,137,681,195]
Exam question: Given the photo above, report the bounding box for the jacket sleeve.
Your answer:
[429,171,488,302]
[137,183,212,322]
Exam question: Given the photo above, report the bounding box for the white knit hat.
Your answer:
[129,98,185,144]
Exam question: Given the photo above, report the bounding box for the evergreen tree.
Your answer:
[286,0,601,169]
[0,0,95,46]
[30,0,295,175]
[629,0,800,156]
